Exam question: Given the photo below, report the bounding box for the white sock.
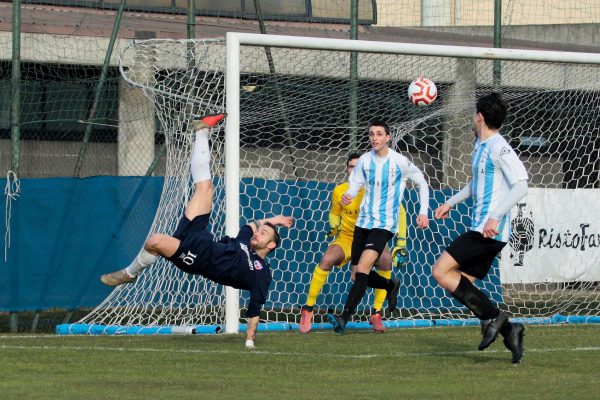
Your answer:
[124,249,158,277]
[191,128,211,183]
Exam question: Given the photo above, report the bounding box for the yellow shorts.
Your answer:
[330,233,353,267]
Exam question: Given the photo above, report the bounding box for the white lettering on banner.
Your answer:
[239,243,254,270]
[500,188,600,283]
[537,224,600,250]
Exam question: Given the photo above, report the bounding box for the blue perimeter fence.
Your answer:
[1,177,597,334]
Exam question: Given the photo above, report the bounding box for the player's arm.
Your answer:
[327,186,342,237]
[483,147,529,237]
[435,182,472,219]
[245,316,259,348]
[391,204,408,268]
[245,298,263,349]
[489,145,529,221]
[245,273,272,349]
[247,215,294,234]
[489,180,528,221]
[342,157,365,205]
[406,161,430,229]
[483,180,528,238]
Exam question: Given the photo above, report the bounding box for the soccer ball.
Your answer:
[408,77,438,106]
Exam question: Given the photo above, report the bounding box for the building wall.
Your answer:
[376,0,600,27]
[1,6,599,186]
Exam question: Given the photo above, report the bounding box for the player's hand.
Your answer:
[326,226,340,238]
[245,339,255,349]
[482,218,499,238]
[274,215,294,228]
[435,203,452,219]
[391,245,407,268]
[341,193,353,205]
[416,214,429,229]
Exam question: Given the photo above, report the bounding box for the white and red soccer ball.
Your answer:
[408,77,438,107]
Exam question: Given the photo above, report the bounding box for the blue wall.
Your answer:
[0,177,162,311]
[0,177,501,313]
[244,179,502,314]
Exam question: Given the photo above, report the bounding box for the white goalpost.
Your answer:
[59,33,600,335]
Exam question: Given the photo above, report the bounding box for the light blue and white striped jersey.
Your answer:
[346,149,429,233]
[471,133,528,242]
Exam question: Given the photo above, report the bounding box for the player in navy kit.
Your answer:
[101,114,293,348]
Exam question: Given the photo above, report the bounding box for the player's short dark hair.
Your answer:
[369,119,391,135]
[263,221,280,250]
[476,92,507,130]
[346,153,360,166]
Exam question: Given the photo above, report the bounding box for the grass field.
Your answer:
[1,325,599,400]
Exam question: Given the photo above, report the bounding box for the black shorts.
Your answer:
[172,213,210,239]
[167,213,213,274]
[351,226,394,265]
[445,230,506,280]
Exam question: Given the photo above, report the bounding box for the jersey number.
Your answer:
[181,251,197,266]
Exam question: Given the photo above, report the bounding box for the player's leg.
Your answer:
[431,250,465,292]
[361,233,400,312]
[331,249,379,328]
[100,235,162,286]
[477,251,525,363]
[100,227,186,287]
[100,114,223,287]
[369,247,393,333]
[143,115,225,281]
[372,246,393,311]
[329,229,395,334]
[432,232,511,352]
[184,115,224,220]
[100,243,159,286]
[502,322,525,364]
[432,251,507,348]
[299,243,346,333]
[326,227,367,334]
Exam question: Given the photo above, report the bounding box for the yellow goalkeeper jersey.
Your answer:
[330,182,407,239]
[331,182,364,238]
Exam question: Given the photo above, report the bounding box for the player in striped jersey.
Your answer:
[327,120,430,334]
[298,154,408,333]
[433,92,528,363]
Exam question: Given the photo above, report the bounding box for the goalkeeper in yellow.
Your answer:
[299,153,408,333]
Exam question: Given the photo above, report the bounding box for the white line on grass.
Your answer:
[1,343,599,359]
[0,334,64,339]
[0,335,59,339]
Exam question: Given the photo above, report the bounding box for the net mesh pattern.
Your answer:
[80,38,600,329]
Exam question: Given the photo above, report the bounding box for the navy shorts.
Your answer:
[445,230,506,280]
[351,226,394,265]
[167,213,213,274]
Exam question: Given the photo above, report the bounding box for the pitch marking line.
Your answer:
[1,343,599,359]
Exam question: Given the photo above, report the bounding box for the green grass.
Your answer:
[1,325,599,400]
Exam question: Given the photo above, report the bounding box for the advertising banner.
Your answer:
[501,188,600,283]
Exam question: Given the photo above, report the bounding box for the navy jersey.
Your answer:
[168,216,272,318]
[212,225,272,317]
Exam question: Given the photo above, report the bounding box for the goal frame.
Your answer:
[223,32,600,334]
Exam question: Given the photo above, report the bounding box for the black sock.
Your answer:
[367,270,389,289]
[302,305,313,312]
[500,321,512,336]
[451,275,499,320]
[341,272,369,322]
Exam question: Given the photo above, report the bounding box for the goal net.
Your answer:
[64,33,600,334]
